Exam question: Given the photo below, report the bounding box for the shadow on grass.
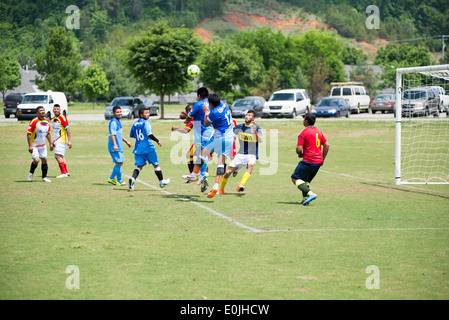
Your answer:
[362,182,449,200]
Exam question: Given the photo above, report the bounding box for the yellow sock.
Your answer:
[219,176,229,191]
[240,172,251,186]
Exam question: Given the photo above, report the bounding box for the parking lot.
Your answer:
[1,111,448,123]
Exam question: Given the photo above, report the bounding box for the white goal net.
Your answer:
[395,64,449,185]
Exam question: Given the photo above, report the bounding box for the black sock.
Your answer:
[188,161,194,173]
[42,164,48,178]
[155,169,163,181]
[297,182,310,197]
[30,162,38,174]
[132,168,140,180]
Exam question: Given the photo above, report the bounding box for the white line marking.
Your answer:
[124,174,263,233]
[264,227,449,232]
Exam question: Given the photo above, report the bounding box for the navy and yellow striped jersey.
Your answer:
[234,123,262,158]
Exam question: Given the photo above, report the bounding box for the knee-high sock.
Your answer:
[42,164,48,178]
[240,172,251,186]
[219,176,229,191]
[30,162,38,174]
[132,168,141,180]
[154,167,163,181]
[295,179,310,197]
[110,165,121,180]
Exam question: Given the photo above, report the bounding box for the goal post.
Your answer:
[395,64,449,185]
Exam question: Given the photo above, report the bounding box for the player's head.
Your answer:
[139,107,149,119]
[245,110,256,123]
[303,113,316,126]
[185,104,193,113]
[36,106,45,117]
[112,106,122,118]
[197,87,209,100]
[53,104,60,116]
[208,94,221,109]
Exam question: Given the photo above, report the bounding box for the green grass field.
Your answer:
[0,117,448,300]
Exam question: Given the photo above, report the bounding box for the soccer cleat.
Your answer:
[108,178,117,185]
[66,173,70,177]
[185,179,192,184]
[182,174,197,182]
[301,196,307,205]
[200,178,209,193]
[159,178,170,188]
[237,184,245,192]
[129,177,135,191]
[42,177,51,183]
[28,173,33,182]
[117,181,126,186]
[197,174,207,185]
[218,189,225,194]
[302,193,317,206]
[57,173,68,179]
[207,187,218,199]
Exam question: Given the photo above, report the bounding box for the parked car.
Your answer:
[429,86,449,112]
[231,96,265,118]
[312,97,350,118]
[370,94,396,114]
[262,89,311,118]
[3,93,25,118]
[141,97,159,116]
[330,82,370,114]
[401,87,440,117]
[104,97,145,120]
[16,91,68,121]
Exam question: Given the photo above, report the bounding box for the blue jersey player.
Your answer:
[108,106,132,186]
[185,94,234,198]
[182,87,213,184]
[128,108,170,191]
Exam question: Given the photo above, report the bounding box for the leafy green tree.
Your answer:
[94,48,142,101]
[126,22,201,119]
[349,66,379,99]
[375,43,433,89]
[80,64,110,109]
[0,54,21,102]
[35,27,82,96]
[341,46,368,65]
[197,40,264,98]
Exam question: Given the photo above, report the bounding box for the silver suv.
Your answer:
[401,87,440,117]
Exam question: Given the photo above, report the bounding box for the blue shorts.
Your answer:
[291,161,321,183]
[204,135,234,157]
[110,152,124,163]
[134,151,159,167]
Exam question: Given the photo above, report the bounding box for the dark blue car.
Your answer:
[312,97,350,118]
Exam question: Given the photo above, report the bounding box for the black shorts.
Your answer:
[291,161,322,183]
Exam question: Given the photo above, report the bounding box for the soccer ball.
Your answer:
[187,64,200,77]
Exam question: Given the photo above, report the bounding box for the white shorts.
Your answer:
[54,142,67,156]
[229,154,256,168]
[31,146,47,159]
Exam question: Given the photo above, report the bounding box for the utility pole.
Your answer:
[442,35,447,61]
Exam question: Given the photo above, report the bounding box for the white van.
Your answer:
[262,89,311,118]
[330,82,370,114]
[16,91,68,120]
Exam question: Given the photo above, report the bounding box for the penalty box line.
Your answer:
[123,174,264,233]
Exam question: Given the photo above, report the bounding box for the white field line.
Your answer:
[123,174,263,233]
[124,166,449,234]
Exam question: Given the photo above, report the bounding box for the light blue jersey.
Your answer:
[108,117,123,153]
[130,118,155,154]
[207,101,234,139]
[188,98,213,144]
